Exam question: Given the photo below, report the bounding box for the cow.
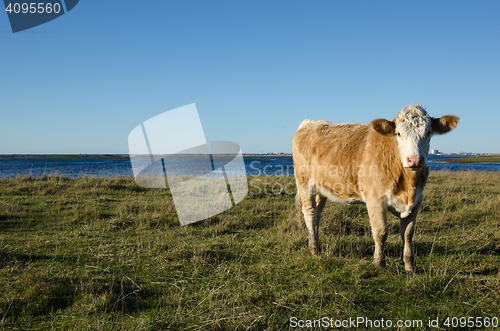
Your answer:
[292,105,458,272]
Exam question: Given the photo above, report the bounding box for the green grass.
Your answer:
[441,156,500,163]
[0,173,499,330]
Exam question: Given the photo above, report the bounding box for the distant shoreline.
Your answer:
[440,155,500,163]
[2,154,498,160]
[0,154,293,158]
[0,154,130,158]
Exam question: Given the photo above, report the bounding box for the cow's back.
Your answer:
[293,120,370,200]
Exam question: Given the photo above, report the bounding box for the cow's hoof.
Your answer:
[405,264,417,273]
[373,259,386,268]
[403,257,417,273]
[309,245,321,256]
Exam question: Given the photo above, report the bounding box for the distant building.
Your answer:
[264,152,292,156]
[430,149,439,155]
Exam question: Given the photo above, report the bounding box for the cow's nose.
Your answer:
[407,156,425,168]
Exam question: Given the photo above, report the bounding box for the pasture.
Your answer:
[441,156,500,163]
[0,172,499,330]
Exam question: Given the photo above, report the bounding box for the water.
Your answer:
[244,155,500,176]
[0,155,498,179]
[0,156,133,178]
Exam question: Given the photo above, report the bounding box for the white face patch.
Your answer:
[394,105,433,168]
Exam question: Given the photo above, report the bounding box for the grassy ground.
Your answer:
[441,156,500,163]
[0,173,499,330]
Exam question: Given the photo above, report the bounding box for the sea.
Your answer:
[0,155,498,179]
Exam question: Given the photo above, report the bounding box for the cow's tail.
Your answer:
[295,193,304,228]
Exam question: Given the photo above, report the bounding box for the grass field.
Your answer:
[1,173,499,330]
[441,156,500,163]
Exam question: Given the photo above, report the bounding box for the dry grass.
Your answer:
[0,172,499,330]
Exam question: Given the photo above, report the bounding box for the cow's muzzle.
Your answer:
[406,156,425,169]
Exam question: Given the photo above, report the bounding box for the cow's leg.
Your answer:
[314,194,327,253]
[400,202,420,273]
[295,193,304,229]
[366,200,388,268]
[298,185,319,255]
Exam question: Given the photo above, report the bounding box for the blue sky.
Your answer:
[1,1,499,154]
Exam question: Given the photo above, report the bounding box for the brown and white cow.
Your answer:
[292,105,458,272]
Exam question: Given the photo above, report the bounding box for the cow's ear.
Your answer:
[432,115,459,135]
[371,119,396,135]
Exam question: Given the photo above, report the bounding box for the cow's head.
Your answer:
[371,105,459,170]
